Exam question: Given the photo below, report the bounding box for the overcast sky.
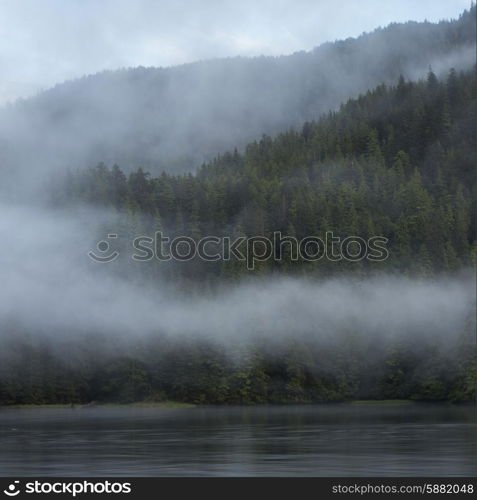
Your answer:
[0,0,470,103]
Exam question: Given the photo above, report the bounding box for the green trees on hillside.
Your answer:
[56,69,476,282]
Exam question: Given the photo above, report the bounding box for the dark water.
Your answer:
[0,404,475,476]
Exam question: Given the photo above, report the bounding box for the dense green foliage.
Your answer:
[1,320,475,405]
[56,69,476,283]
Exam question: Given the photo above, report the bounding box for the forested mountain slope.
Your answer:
[60,68,476,282]
[1,7,475,178]
[2,69,476,408]
[1,8,475,408]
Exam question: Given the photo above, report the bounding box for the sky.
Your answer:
[0,0,471,103]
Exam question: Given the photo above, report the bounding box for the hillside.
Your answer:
[59,68,476,283]
[0,6,475,408]
[0,6,475,180]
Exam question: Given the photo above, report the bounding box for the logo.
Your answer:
[88,233,119,263]
[3,481,20,497]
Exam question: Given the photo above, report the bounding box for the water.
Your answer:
[0,404,475,476]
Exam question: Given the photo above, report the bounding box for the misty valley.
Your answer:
[0,2,475,479]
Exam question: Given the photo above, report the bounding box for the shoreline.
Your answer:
[1,399,469,410]
[0,401,197,410]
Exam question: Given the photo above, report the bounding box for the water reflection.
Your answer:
[0,404,475,476]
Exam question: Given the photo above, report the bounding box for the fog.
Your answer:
[0,6,474,194]
[0,0,470,104]
[0,6,474,371]
[0,202,474,354]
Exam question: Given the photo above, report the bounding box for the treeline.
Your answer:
[0,322,475,405]
[54,68,476,283]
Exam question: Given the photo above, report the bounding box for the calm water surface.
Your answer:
[0,404,475,476]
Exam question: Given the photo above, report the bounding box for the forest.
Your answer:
[0,66,475,407]
[54,68,476,283]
